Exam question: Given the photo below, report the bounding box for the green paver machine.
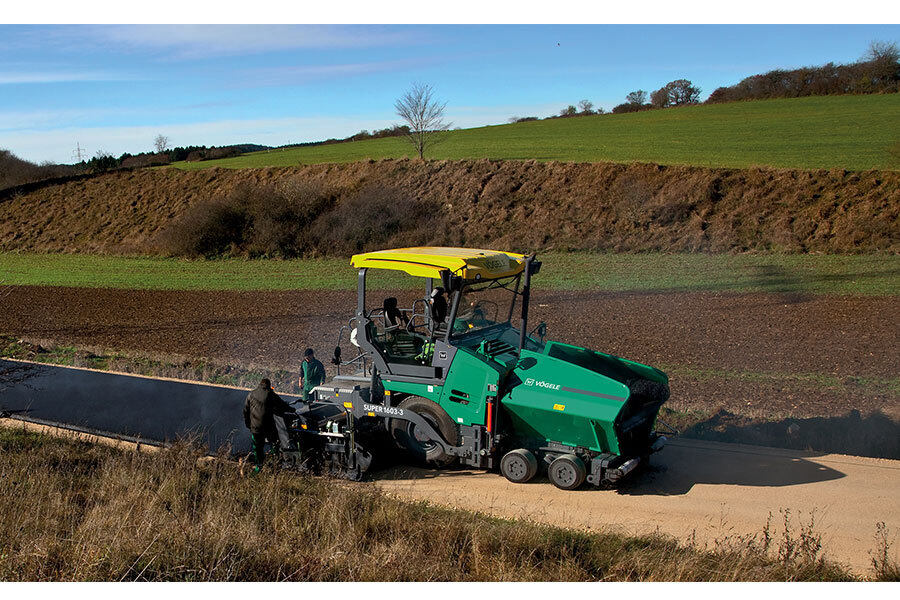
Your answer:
[292,247,671,489]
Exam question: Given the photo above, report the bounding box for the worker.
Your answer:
[415,339,435,364]
[243,378,294,473]
[299,347,326,403]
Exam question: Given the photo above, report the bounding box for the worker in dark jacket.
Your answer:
[243,378,293,472]
[299,348,326,403]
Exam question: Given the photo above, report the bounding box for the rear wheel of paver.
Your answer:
[500,449,539,483]
[548,454,586,490]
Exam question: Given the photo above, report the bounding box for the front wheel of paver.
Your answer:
[389,396,458,467]
[500,449,538,483]
[548,454,586,490]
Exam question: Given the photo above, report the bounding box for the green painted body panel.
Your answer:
[381,380,443,403]
[380,324,668,455]
[436,348,502,426]
[501,348,631,453]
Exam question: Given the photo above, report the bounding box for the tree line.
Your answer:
[522,40,898,122]
[707,41,899,103]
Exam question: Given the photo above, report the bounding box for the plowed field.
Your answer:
[2,286,896,424]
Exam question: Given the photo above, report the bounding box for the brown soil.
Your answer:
[1,159,897,254]
[1,287,896,423]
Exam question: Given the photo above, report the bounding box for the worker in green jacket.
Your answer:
[299,347,325,403]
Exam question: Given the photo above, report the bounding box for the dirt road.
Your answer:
[376,438,900,575]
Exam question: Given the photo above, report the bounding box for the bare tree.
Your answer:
[578,99,594,114]
[864,40,900,63]
[394,84,450,159]
[154,134,170,154]
[626,90,647,105]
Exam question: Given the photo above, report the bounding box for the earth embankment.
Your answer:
[1,159,897,254]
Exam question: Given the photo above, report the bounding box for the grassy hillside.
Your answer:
[171,95,900,171]
[1,253,897,295]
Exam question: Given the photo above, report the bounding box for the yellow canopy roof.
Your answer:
[350,247,526,280]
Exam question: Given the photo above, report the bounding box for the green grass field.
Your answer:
[1,253,896,295]
[170,95,900,172]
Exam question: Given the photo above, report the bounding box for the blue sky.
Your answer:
[2,24,898,163]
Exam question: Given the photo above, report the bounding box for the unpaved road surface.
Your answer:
[376,438,900,575]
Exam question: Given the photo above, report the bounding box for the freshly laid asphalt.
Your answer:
[0,358,298,454]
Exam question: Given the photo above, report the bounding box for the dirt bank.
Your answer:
[1,159,897,254]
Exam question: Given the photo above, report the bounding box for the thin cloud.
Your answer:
[0,71,136,85]
[238,58,430,87]
[84,25,424,59]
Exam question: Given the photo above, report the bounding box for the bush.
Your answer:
[119,153,170,169]
[158,180,334,258]
[612,103,651,114]
[309,186,442,255]
[157,181,438,258]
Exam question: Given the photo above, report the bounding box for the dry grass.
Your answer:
[0,426,868,581]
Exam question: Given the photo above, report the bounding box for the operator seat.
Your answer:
[383,297,408,328]
[382,297,417,358]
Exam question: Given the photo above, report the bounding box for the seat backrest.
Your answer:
[383,297,404,327]
[431,295,448,324]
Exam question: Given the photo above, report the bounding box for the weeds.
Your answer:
[871,522,900,581]
[0,427,858,581]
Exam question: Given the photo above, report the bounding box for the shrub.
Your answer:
[157,180,334,258]
[612,102,651,114]
[309,186,442,255]
[156,182,438,258]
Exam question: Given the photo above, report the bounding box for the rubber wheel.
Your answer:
[500,449,538,483]
[390,396,458,467]
[548,454,586,490]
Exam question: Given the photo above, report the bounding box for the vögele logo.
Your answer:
[524,378,560,391]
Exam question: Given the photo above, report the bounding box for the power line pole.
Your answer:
[72,142,87,163]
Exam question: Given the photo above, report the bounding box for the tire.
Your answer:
[548,454,586,490]
[390,396,458,467]
[500,449,538,483]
